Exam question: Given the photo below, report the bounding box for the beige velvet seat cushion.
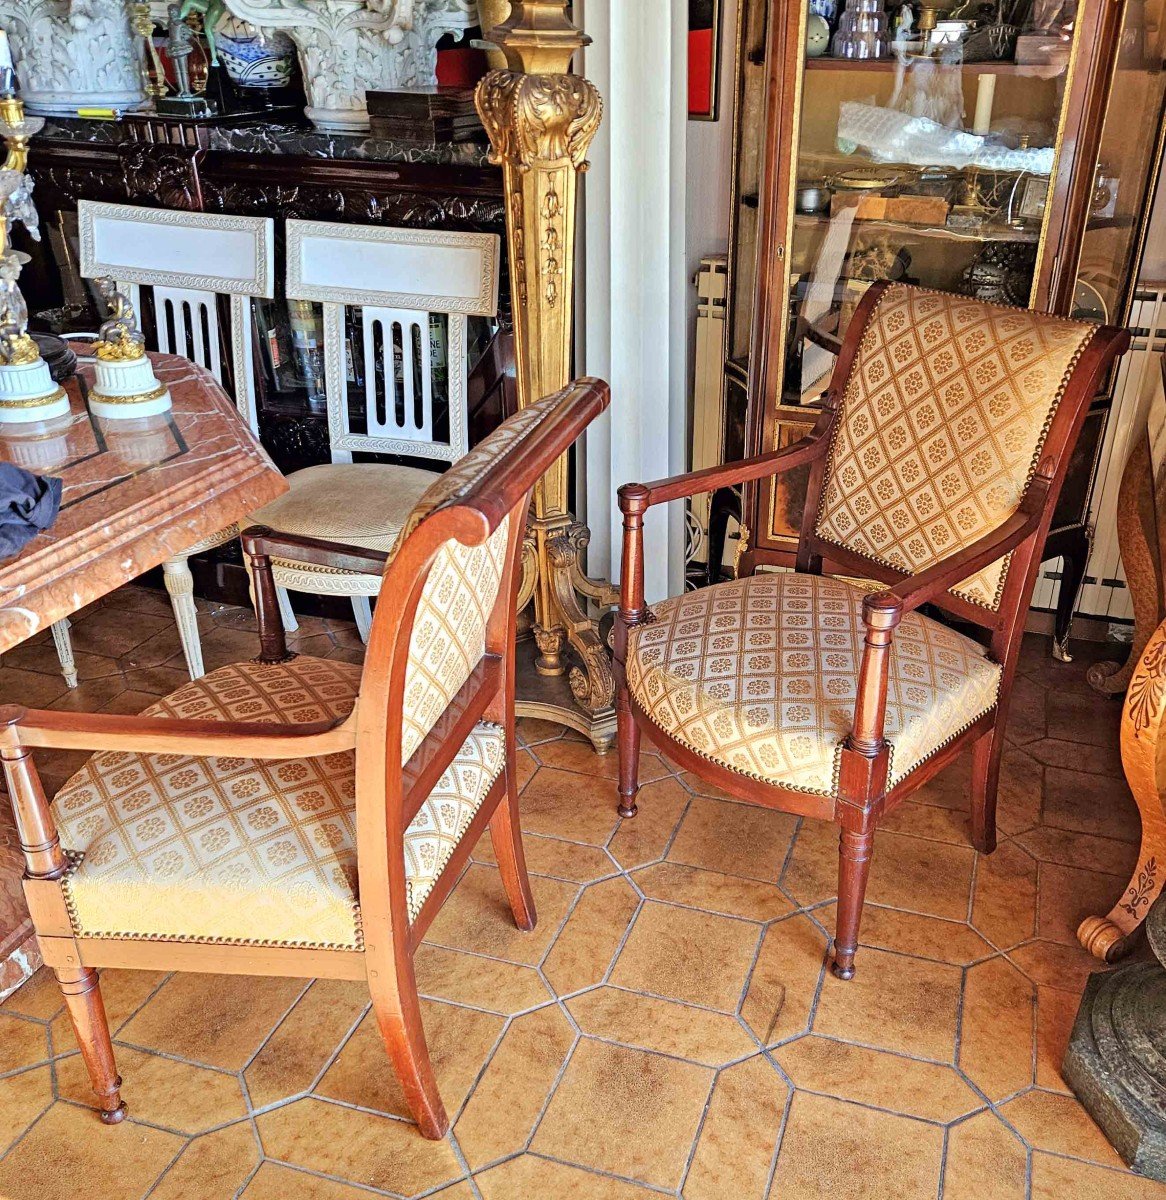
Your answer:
[245,464,441,589]
[52,657,505,948]
[626,573,1001,797]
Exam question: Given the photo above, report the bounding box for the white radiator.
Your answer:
[1030,284,1166,621]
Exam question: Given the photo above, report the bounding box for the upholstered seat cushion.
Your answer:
[626,573,1001,797]
[51,657,504,948]
[245,462,441,571]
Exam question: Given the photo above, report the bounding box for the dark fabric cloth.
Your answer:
[0,463,61,560]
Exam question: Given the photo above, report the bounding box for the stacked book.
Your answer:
[366,87,486,145]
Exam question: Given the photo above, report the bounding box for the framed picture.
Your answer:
[1018,175,1050,222]
[689,0,722,121]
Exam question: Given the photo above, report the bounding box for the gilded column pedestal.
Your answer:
[476,1,619,751]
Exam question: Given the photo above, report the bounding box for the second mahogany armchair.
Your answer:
[614,282,1128,981]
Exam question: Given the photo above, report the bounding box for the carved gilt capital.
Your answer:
[475,69,602,173]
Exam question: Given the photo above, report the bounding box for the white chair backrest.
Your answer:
[77,201,275,433]
[284,220,500,465]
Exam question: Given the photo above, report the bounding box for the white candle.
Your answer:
[0,32,13,74]
[973,73,996,135]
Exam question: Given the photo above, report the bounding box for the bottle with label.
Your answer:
[288,299,327,409]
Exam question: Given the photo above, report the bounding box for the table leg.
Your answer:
[1079,618,1166,960]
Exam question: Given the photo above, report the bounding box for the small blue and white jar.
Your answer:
[213,16,297,90]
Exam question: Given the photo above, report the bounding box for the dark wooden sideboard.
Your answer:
[20,115,514,608]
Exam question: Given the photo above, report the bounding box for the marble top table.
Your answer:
[0,352,287,652]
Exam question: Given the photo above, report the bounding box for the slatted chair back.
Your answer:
[284,220,501,467]
[76,201,275,430]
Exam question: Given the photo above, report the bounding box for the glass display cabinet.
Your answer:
[723,0,1166,653]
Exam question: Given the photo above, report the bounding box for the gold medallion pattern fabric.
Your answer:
[626,573,1001,796]
[815,285,1095,608]
[52,657,505,946]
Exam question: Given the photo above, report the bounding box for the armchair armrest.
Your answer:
[241,526,390,576]
[0,703,358,759]
[617,417,834,513]
[870,469,1052,619]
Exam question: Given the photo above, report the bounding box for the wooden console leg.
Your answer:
[616,687,641,819]
[56,967,126,1124]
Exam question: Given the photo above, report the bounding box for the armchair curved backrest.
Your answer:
[350,381,610,942]
[798,281,1128,636]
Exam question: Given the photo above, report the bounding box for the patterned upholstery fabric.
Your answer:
[626,573,1001,796]
[392,387,576,761]
[52,658,505,946]
[815,285,1096,609]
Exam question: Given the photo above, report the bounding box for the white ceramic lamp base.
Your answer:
[90,355,171,420]
[0,359,70,424]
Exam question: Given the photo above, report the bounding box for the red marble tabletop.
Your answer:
[0,352,287,654]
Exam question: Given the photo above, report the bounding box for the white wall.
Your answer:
[576,0,691,603]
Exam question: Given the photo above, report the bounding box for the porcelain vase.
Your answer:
[220,0,476,131]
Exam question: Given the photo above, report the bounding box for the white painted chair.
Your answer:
[243,220,501,641]
[44,202,279,684]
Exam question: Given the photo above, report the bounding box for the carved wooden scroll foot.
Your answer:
[1078,617,1166,959]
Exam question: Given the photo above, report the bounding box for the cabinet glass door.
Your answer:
[758,0,1088,549]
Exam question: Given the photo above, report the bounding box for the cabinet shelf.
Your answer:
[803,56,1066,79]
[793,212,1040,243]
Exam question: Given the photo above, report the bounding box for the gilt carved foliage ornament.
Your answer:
[475,70,602,172]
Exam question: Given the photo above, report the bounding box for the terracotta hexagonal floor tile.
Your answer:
[534,735,670,784]
[995,746,1044,837]
[1009,939,1109,994]
[454,1004,575,1169]
[256,1096,463,1195]
[767,1092,943,1200]
[541,875,640,997]
[1030,1152,1166,1198]
[665,794,798,882]
[0,1013,49,1074]
[423,863,578,966]
[609,901,760,1012]
[741,913,829,1045]
[856,903,993,966]
[414,945,552,1015]
[57,1045,247,1133]
[632,861,794,922]
[1016,826,1138,877]
[316,1001,504,1120]
[1035,984,1079,1094]
[779,818,838,906]
[475,1155,657,1199]
[1037,862,1126,947]
[242,1161,392,1198]
[49,968,169,1052]
[1042,767,1141,842]
[115,974,307,1072]
[865,831,976,921]
[475,830,617,884]
[1,967,65,1021]
[606,777,692,871]
[879,799,971,845]
[970,839,1039,949]
[1000,1089,1127,1168]
[684,1054,788,1200]
[0,1065,51,1156]
[813,947,962,1062]
[943,1110,1028,1200]
[0,1101,184,1199]
[775,1035,981,1122]
[518,767,625,844]
[150,1122,260,1200]
[531,1039,713,1190]
[959,955,1036,1102]
[243,979,369,1111]
[566,987,757,1066]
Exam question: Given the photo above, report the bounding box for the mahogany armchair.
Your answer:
[0,378,609,1139]
[614,282,1128,981]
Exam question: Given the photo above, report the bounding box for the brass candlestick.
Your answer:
[475,1,618,750]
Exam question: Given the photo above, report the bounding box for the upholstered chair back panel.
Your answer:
[390,391,566,763]
[814,285,1097,609]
